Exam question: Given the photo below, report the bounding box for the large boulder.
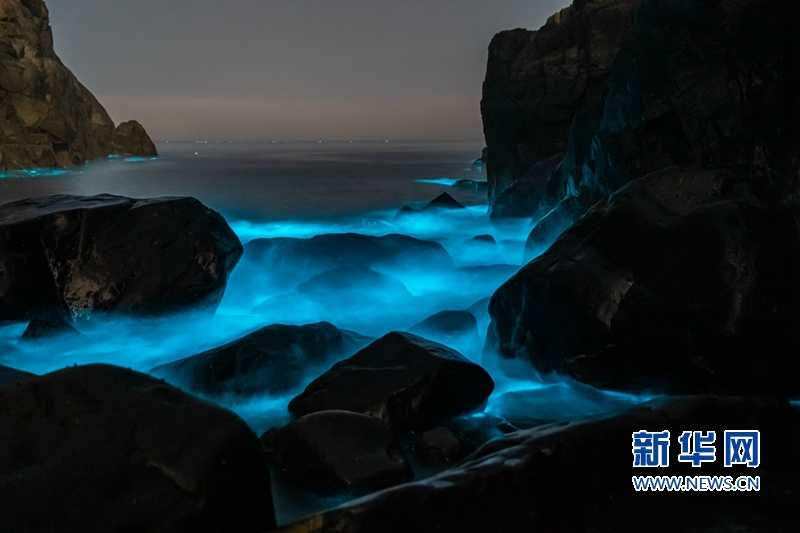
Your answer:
[0,364,275,532]
[261,410,412,490]
[0,0,115,169]
[289,331,495,431]
[0,194,243,320]
[409,310,480,345]
[489,154,561,220]
[275,396,800,533]
[20,307,82,340]
[488,167,800,395]
[480,0,640,201]
[112,120,158,157]
[151,322,359,397]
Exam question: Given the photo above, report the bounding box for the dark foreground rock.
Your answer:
[20,307,82,340]
[0,364,34,388]
[151,322,361,397]
[0,364,275,532]
[276,396,800,533]
[488,168,800,395]
[0,0,115,169]
[289,331,495,431]
[112,120,158,157]
[261,410,412,490]
[489,154,561,220]
[0,194,243,320]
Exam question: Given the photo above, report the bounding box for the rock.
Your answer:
[242,233,453,287]
[0,364,34,388]
[289,331,495,431]
[261,410,412,490]
[275,396,800,533]
[111,120,157,157]
[470,234,496,245]
[488,167,800,396]
[0,194,243,320]
[296,265,413,309]
[489,154,561,220]
[0,364,275,532]
[422,192,466,211]
[486,0,800,234]
[480,0,640,201]
[150,322,353,397]
[410,310,479,342]
[20,307,82,340]
[523,195,585,260]
[0,0,116,169]
[416,427,462,462]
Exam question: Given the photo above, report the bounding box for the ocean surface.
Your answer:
[0,141,651,523]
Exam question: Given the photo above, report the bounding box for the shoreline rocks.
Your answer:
[0,364,276,532]
[112,120,158,157]
[0,194,243,320]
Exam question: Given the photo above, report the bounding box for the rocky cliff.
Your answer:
[0,0,155,169]
[483,0,800,234]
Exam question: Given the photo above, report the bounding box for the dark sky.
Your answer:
[47,0,570,141]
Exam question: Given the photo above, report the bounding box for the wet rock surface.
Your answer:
[151,322,358,397]
[261,410,412,490]
[289,331,495,431]
[111,120,157,157]
[276,396,800,533]
[489,168,800,395]
[0,194,243,320]
[0,364,275,533]
[0,0,115,169]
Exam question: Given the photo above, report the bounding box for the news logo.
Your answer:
[632,429,761,492]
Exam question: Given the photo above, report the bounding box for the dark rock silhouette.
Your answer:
[20,307,82,340]
[0,194,242,320]
[262,410,412,490]
[423,192,466,211]
[489,154,561,220]
[289,331,495,431]
[275,396,800,533]
[112,120,158,157]
[0,364,34,388]
[410,310,479,343]
[416,427,462,462]
[296,265,413,309]
[489,167,800,395]
[481,0,639,202]
[151,322,360,397]
[0,364,276,532]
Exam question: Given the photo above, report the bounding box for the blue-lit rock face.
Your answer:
[0,194,242,320]
[289,331,495,431]
[275,396,800,533]
[488,167,800,396]
[150,322,365,398]
[0,364,275,533]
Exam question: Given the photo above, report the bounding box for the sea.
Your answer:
[0,141,651,523]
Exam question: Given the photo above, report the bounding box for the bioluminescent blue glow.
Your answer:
[0,168,70,180]
[414,178,461,186]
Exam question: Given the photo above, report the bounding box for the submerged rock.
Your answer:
[20,307,82,341]
[0,194,243,320]
[489,167,800,395]
[289,331,495,431]
[151,322,356,397]
[422,192,466,211]
[296,265,413,309]
[112,120,157,157]
[261,410,412,490]
[410,310,479,344]
[0,364,34,388]
[452,179,488,193]
[243,233,452,286]
[276,396,800,533]
[0,0,116,169]
[0,364,275,532]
